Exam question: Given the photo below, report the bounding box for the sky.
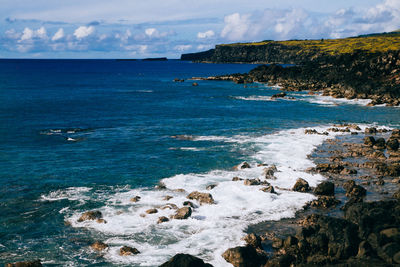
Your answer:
[0,0,399,58]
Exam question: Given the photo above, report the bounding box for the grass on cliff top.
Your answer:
[222,34,400,55]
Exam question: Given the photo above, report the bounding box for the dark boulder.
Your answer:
[314,181,335,196]
[387,138,399,151]
[373,138,386,149]
[159,253,213,267]
[77,210,103,222]
[90,241,108,251]
[187,191,215,205]
[310,196,340,208]
[119,246,140,256]
[363,136,376,147]
[222,246,268,267]
[292,178,310,192]
[173,207,192,220]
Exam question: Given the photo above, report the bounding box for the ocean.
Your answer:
[0,59,399,266]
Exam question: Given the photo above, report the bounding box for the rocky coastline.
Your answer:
[160,126,400,267]
[191,49,400,106]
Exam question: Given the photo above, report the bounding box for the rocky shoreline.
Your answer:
[189,49,400,106]
[6,126,400,267]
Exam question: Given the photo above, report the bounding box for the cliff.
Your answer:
[181,32,400,64]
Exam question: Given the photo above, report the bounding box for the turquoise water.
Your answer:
[0,59,399,266]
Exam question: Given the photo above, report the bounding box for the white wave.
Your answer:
[41,187,92,202]
[136,90,154,93]
[304,94,372,106]
[66,124,370,266]
[169,147,205,151]
[232,95,274,101]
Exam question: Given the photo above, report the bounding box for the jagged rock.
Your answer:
[160,253,213,267]
[292,178,310,192]
[242,233,262,249]
[387,138,399,151]
[315,163,344,173]
[222,246,268,267]
[373,137,386,149]
[260,186,275,194]
[163,195,173,201]
[365,127,377,134]
[244,178,261,186]
[119,246,140,256]
[78,211,102,222]
[206,184,217,190]
[314,181,335,196]
[5,260,42,267]
[130,196,141,202]
[264,165,277,179]
[310,196,340,208]
[234,162,251,170]
[90,241,108,251]
[192,82,199,86]
[271,92,287,98]
[232,177,243,181]
[183,201,195,208]
[341,168,357,175]
[145,208,158,214]
[363,136,376,147]
[158,216,170,224]
[173,207,192,220]
[343,180,366,199]
[187,191,215,204]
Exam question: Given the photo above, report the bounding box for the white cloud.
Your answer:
[145,28,157,37]
[174,44,192,51]
[221,13,251,41]
[5,29,20,39]
[20,27,34,41]
[197,30,215,39]
[274,8,308,38]
[143,28,168,39]
[52,28,65,41]
[35,26,47,39]
[197,44,213,50]
[74,26,95,39]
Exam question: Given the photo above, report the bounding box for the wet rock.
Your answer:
[78,211,102,222]
[187,191,215,205]
[173,188,186,193]
[244,178,261,186]
[232,177,243,181]
[376,163,400,176]
[163,195,173,201]
[234,162,251,170]
[315,163,344,173]
[222,246,268,267]
[146,208,158,214]
[260,186,275,194]
[192,82,199,86]
[393,189,400,199]
[373,179,385,186]
[363,136,376,147]
[343,181,366,199]
[356,240,373,258]
[341,168,357,175]
[90,241,108,251]
[314,181,335,196]
[365,127,377,134]
[242,233,262,249]
[158,216,170,224]
[173,207,192,220]
[159,253,213,267]
[310,196,340,208]
[130,196,141,202]
[206,184,217,190]
[119,246,140,256]
[5,260,42,267]
[292,178,310,192]
[373,138,386,149]
[271,92,287,98]
[156,182,167,190]
[173,78,184,82]
[387,138,399,151]
[183,201,195,208]
[264,165,277,179]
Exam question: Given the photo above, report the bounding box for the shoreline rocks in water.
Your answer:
[5,260,42,267]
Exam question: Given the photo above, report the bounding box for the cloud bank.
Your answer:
[0,0,399,58]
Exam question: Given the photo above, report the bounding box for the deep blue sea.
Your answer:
[0,59,399,266]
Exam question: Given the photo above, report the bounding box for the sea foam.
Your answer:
[66,125,367,266]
